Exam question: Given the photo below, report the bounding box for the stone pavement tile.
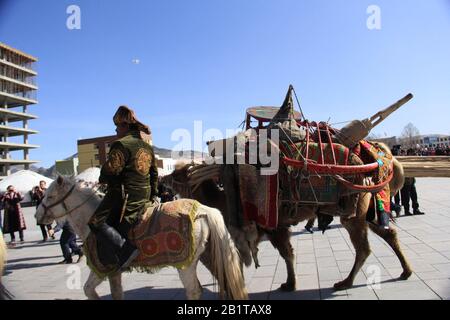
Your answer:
[247,277,273,293]
[319,280,348,300]
[337,260,354,273]
[398,236,426,245]
[313,241,331,249]
[407,259,437,273]
[316,256,337,268]
[334,250,355,261]
[417,252,449,264]
[253,266,277,278]
[346,285,378,300]
[331,243,351,251]
[430,263,450,277]
[374,281,441,300]
[377,256,403,268]
[269,288,320,300]
[272,270,289,284]
[297,262,318,275]
[257,256,279,266]
[408,243,435,255]
[296,253,316,263]
[384,268,421,281]
[296,275,319,290]
[415,271,450,281]
[315,248,333,257]
[439,251,450,260]
[317,266,342,281]
[427,241,450,252]
[423,279,450,300]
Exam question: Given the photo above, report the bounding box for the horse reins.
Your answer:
[41,184,99,218]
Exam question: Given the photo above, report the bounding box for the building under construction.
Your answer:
[0,42,39,177]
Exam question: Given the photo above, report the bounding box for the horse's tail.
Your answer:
[204,207,248,300]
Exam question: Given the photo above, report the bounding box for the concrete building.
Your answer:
[77,135,116,172]
[155,155,177,176]
[0,42,39,177]
[77,134,182,175]
[55,158,79,176]
[371,134,450,150]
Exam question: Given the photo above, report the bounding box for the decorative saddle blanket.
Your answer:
[85,199,199,279]
[238,164,279,230]
[355,141,394,221]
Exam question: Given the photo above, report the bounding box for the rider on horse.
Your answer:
[88,106,159,271]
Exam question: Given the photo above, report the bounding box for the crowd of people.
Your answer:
[0,180,83,264]
[398,145,450,156]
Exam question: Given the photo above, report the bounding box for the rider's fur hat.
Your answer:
[113,105,150,135]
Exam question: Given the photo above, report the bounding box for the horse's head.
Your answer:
[35,176,77,225]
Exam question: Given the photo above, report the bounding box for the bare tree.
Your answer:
[401,123,420,148]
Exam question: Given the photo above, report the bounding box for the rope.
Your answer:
[292,86,306,121]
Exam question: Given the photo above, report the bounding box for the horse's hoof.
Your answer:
[279,282,296,292]
[333,280,352,291]
[400,270,412,280]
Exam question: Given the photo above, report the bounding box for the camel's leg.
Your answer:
[334,193,372,291]
[84,270,104,300]
[267,226,296,291]
[368,224,412,280]
[108,273,124,300]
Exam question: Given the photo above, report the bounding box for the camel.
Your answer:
[161,149,412,292]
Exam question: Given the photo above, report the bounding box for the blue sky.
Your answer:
[1,0,449,168]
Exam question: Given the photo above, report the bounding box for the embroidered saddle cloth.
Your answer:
[84,199,199,278]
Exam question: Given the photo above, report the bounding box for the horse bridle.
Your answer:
[41,183,98,218]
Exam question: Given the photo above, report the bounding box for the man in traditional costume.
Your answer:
[88,106,159,271]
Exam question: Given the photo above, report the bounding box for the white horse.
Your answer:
[0,230,11,299]
[35,176,248,300]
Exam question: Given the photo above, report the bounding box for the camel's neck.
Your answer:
[65,190,100,241]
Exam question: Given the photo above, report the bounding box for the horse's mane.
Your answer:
[56,176,103,201]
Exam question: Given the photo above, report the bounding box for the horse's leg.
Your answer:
[334,193,372,291]
[368,224,412,280]
[267,227,296,291]
[84,270,104,300]
[178,259,203,300]
[108,273,124,300]
[179,217,208,300]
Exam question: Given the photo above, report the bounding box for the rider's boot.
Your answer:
[90,222,139,270]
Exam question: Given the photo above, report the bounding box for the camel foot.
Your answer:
[333,279,353,291]
[279,281,296,292]
[400,270,412,280]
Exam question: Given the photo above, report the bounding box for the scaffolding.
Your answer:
[0,42,39,177]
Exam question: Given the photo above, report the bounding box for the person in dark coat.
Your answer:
[1,186,26,244]
[32,181,55,242]
[50,220,83,264]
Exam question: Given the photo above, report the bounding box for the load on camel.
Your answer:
[162,86,414,292]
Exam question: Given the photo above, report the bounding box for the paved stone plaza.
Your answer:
[2,178,450,300]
